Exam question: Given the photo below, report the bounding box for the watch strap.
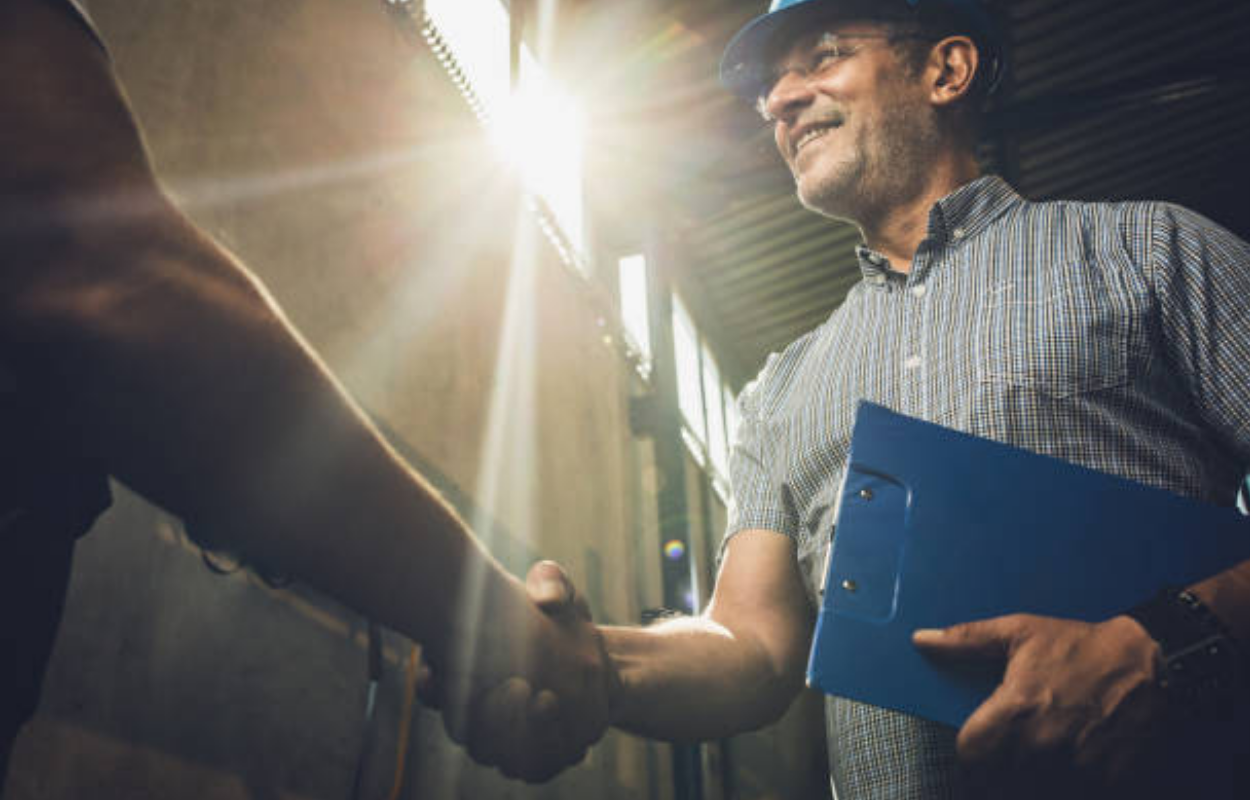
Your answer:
[1127,587,1247,718]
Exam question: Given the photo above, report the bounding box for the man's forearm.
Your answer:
[603,615,804,742]
[3,189,540,671]
[1,5,614,780]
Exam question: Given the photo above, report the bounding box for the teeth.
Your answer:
[795,124,836,152]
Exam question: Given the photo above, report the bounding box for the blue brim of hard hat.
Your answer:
[719,0,1001,101]
[720,0,831,101]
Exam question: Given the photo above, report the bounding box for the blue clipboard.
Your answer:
[806,402,1250,728]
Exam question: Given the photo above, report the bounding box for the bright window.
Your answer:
[513,48,585,258]
[424,0,586,266]
[672,296,705,455]
[618,254,652,366]
[673,293,738,484]
[424,0,510,118]
[701,343,728,478]
[723,383,741,450]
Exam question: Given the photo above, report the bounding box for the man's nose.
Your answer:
[763,70,815,124]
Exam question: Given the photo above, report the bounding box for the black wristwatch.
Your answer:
[1126,587,1247,718]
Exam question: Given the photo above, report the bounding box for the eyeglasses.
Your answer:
[753,32,931,122]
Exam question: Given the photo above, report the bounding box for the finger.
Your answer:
[478,688,580,784]
[516,721,588,785]
[465,677,532,771]
[519,692,587,783]
[529,687,561,727]
[913,615,1025,660]
[956,682,1027,770]
[452,682,582,783]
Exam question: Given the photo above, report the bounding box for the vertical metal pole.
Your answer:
[644,234,704,800]
[644,235,697,615]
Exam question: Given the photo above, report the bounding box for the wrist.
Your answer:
[600,626,636,727]
[1126,587,1248,720]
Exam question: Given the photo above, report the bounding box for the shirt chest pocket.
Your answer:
[975,267,1136,398]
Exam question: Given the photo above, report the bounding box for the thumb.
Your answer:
[912,616,1018,661]
[526,560,579,617]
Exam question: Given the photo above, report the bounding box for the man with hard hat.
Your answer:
[501,0,1250,796]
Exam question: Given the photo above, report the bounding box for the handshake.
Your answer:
[418,560,621,784]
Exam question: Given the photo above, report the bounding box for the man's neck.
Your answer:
[859,154,982,275]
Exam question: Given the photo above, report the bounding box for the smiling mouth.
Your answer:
[794,120,843,156]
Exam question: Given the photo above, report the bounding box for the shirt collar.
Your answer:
[854,244,893,284]
[854,175,1023,281]
[926,174,1022,245]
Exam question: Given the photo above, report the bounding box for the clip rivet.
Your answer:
[841,579,858,593]
[858,488,874,501]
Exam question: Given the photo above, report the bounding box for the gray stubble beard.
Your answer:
[795,99,943,231]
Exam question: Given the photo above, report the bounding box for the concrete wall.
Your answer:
[3,1,822,798]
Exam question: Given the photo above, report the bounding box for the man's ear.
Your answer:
[925,35,979,107]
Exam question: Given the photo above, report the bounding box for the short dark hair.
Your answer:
[885,3,1000,106]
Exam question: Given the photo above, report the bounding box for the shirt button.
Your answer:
[904,355,923,370]
[910,285,927,298]
[952,227,966,239]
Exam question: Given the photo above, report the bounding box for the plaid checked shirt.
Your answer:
[724,175,1250,800]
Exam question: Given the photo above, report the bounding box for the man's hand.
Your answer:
[417,561,617,783]
[506,560,619,777]
[913,614,1169,799]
